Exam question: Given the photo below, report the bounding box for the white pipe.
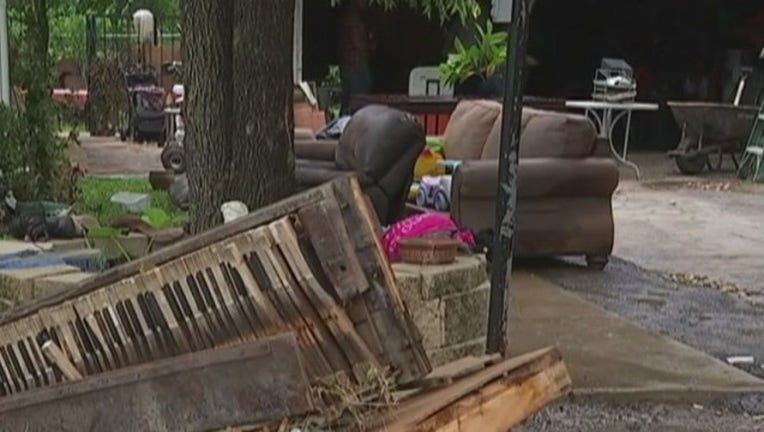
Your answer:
[0,0,9,105]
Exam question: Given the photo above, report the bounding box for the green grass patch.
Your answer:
[75,177,187,227]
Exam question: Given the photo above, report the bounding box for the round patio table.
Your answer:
[565,100,659,179]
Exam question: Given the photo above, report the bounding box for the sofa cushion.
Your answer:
[294,138,337,161]
[453,158,618,200]
[294,159,344,187]
[480,107,536,159]
[443,100,501,160]
[480,108,597,159]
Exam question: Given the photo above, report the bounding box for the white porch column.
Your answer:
[293,0,303,84]
[0,0,10,105]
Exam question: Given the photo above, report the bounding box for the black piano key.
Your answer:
[26,334,51,386]
[5,345,29,391]
[136,294,164,357]
[186,275,223,344]
[223,263,263,333]
[124,299,152,360]
[205,267,245,339]
[16,340,42,388]
[197,271,235,341]
[116,301,146,362]
[0,346,20,393]
[162,284,198,352]
[94,310,123,369]
[68,320,97,375]
[145,291,179,355]
[172,281,210,349]
[100,308,130,367]
[219,263,258,336]
[83,316,111,371]
[74,313,104,373]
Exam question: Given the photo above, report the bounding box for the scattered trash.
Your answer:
[221,201,248,223]
[665,272,751,298]
[726,356,755,365]
[110,192,151,213]
[692,404,704,410]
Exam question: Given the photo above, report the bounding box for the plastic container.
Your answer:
[110,192,151,213]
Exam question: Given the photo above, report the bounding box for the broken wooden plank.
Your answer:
[398,353,503,391]
[377,347,571,432]
[296,199,370,301]
[331,177,431,383]
[41,340,82,381]
[0,333,314,432]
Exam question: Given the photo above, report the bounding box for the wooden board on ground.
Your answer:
[0,333,314,432]
[377,347,572,432]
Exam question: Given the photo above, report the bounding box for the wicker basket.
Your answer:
[399,237,459,265]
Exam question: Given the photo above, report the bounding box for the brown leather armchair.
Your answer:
[295,105,426,226]
[445,100,619,269]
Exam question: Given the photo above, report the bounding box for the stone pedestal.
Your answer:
[393,255,489,367]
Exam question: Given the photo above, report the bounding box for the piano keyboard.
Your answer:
[0,188,430,398]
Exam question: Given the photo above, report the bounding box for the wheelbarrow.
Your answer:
[667,102,758,175]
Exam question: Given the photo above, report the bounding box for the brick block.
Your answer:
[34,272,95,298]
[0,265,80,303]
[443,282,490,345]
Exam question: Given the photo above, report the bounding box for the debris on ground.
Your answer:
[0,176,570,431]
[644,179,742,192]
[0,178,571,432]
[664,272,752,298]
[726,356,755,365]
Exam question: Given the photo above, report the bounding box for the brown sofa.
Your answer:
[294,105,426,226]
[446,100,619,269]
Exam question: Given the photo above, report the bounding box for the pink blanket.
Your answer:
[382,213,476,261]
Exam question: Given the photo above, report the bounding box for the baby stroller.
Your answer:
[120,71,166,144]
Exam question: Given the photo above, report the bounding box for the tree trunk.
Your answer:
[230,0,295,212]
[183,0,295,234]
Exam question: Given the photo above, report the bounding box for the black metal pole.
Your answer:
[486,0,531,355]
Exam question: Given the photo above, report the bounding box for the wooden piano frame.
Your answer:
[0,175,430,399]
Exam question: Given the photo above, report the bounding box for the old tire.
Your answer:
[161,144,186,174]
[675,152,708,175]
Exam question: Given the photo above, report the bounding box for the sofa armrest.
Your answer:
[295,138,338,161]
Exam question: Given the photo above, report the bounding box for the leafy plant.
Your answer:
[74,177,186,225]
[322,65,341,88]
[439,20,508,87]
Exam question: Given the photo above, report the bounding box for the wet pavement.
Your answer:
[514,158,764,430]
[525,256,764,380]
[613,179,764,304]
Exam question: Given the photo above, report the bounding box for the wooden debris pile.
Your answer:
[0,176,572,431]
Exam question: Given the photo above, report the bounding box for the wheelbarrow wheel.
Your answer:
[675,152,709,175]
